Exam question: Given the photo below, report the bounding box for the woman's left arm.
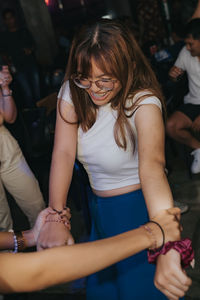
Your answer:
[135,103,172,216]
[135,103,191,300]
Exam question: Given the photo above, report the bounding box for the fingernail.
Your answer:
[190,259,195,269]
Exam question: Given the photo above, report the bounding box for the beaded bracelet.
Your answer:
[13,234,18,253]
[46,215,71,230]
[14,231,27,252]
[46,219,65,225]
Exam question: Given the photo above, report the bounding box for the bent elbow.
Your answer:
[139,158,166,178]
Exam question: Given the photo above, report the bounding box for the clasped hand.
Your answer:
[30,207,74,251]
[0,66,12,87]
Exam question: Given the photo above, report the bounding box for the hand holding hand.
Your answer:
[31,207,54,243]
[150,207,181,248]
[37,222,74,251]
[0,66,12,88]
[37,209,74,251]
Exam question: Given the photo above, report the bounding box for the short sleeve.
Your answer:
[131,91,162,112]
[57,80,73,106]
[174,46,187,71]
[139,96,162,111]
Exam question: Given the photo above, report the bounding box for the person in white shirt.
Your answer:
[37,19,191,300]
[166,18,200,174]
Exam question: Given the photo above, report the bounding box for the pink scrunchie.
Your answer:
[147,238,194,268]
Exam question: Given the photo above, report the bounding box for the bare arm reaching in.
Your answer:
[0,207,186,294]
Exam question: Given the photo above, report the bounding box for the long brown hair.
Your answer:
[62,19,165,150]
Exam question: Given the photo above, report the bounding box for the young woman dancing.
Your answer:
[37,19,192,300]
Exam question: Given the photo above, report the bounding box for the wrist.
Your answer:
[147,238,194,268]
[141,221,165,250]
[142,224,157,249]
[13,231,27,252]
[1,88,12,97]
[141,225,155,249]
[22,230,35,248]
[49,203,66,211]
[46,213,71,230]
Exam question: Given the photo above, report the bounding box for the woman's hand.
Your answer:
[154,250,192,299]
[0,66,12,88]
[37,219,74,251]
[150,207,181,248]
[168,66,184,81]
[31,208,54,243]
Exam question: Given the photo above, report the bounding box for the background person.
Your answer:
[166,18,200,174]
[0,65,45,231]
[0,8,41,109]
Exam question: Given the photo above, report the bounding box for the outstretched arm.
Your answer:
[0,208,183,293]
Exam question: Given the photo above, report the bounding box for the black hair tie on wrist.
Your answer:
[148,220,165,250]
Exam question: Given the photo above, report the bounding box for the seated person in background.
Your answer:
[166,18,200,174]
[0,207,190,295]
[0,65,45,231]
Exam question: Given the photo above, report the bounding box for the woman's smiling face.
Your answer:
[83,59,121,106]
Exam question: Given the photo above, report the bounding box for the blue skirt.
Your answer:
[86,189,168,300]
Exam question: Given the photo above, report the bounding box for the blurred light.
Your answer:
[58,0,63,10]
[101,10,115,19]
[80,0,85,6]
[102,14,113,19]
[44,0,50,5]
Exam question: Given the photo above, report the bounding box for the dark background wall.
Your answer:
[0,0,199,67]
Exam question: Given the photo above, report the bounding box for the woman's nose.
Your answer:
[90,81,101,92]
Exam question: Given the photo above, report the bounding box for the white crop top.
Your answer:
[58,81,162,191]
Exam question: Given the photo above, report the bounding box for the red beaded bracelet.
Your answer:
[147,238,194,268]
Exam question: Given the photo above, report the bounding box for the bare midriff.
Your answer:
[92,183,141,197]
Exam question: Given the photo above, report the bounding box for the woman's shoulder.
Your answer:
[128,90,162,111]
[57,80,73,105]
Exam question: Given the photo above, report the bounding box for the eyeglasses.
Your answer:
[72,76,117,91]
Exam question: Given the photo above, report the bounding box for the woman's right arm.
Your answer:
[37,99,78,250]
